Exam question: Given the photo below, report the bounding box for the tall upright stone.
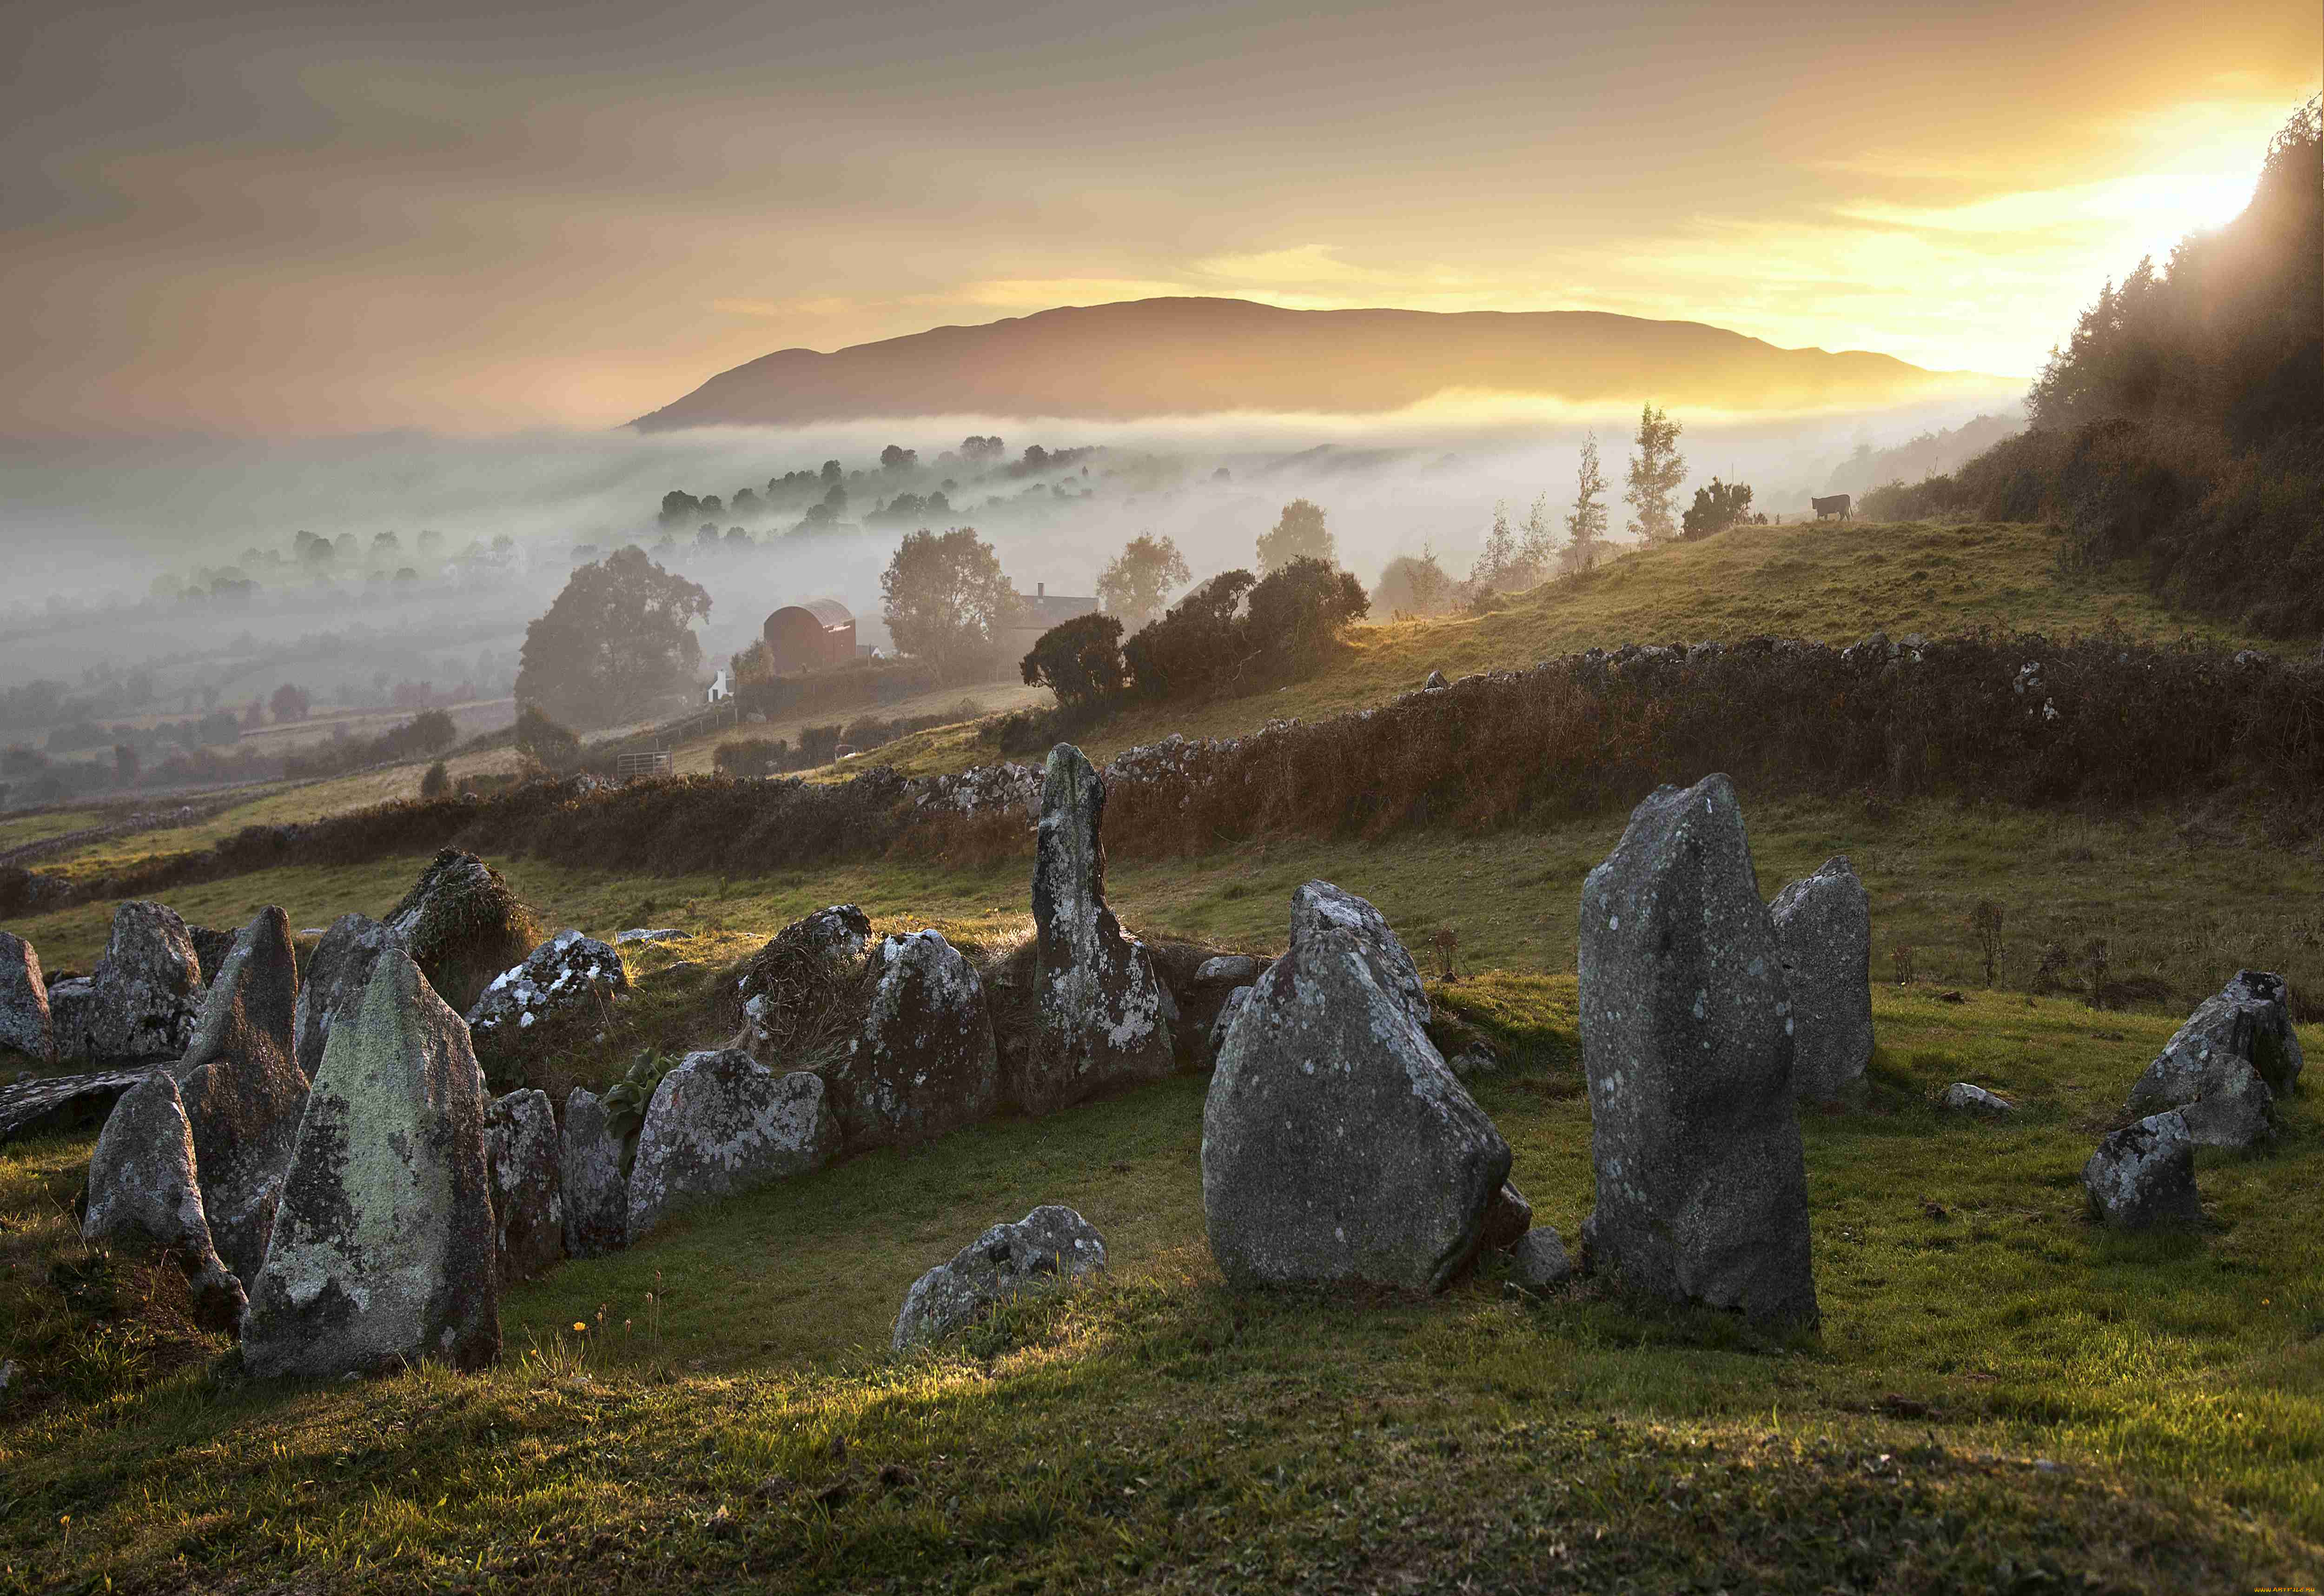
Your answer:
[241,949,500,1377]
[0,931,52,1065]
[1577,775,1818,1330]
[84,901,204,1063]
[1019,744,1174,1114]
[830,931,1000,1151]
[1768,856,1874,1104]
[293,913,404,1081]
[483,1089,563,1288]
[560,1086,628,1259]
[177,906,309,1283]
[1202,882,1511,1294]
[385,849,539,1016]
[82,1072,246,1330]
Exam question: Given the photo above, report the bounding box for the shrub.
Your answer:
[420,760,452,798]
[715,738,790,777]
[514,705,583,773]
[1242,558,1369,674]
[1020,612,1128,711]
[1123,571,1255,702]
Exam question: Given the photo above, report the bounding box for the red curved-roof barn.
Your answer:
[762,598,856,674]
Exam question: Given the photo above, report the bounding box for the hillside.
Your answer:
[628,297,2011,429]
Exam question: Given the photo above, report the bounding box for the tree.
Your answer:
[1470,501,1519,592]
[1681,478,1754,539]
[1095,533,1191,630]
[879,527,1017,680]
[1021,612,1127,712]
[1517,493,1556,574]
[270,683,311,723]
[1374,547,1453,615]
[1624,404,1687,545]
[1244,558,1369,672]
[114,743,139,786]
[821,459,843,484]
[1256,499,1334,572]
[1124,571,1255,702]
[880,444,918,469]
[420,760,453,798]
[514,545,712,727]
[1562,432,1610,575]
[513,705,582,773]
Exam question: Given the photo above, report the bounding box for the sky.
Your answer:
[6,0,2316,439]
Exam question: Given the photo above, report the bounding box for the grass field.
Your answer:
[0,811,102,853]
[3,978,2318,1592]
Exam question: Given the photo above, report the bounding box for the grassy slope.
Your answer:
[3,984,2319,1592]
[870,519,2264,778]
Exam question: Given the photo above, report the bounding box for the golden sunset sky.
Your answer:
[6,0,2315,437]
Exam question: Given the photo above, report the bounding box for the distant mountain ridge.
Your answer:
[628,297,2007,430]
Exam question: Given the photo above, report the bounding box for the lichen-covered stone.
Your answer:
[1202,882,1510,1294]
[1768,856,1874,1104]
[2125,972,2300,1150]
[892,1205,1107,1352]
[45,977,92,1064]
[466,930,629,1085]
[0,931,52,1064]
[560,1086,628,1259]
[85,902,204,1063]
[2083,1111,2203,1229]
[484,1089,563,1287]
[241,949,500,1378]
[293,913,405,1081]
[1207,987,1253,1070]
[1577,775,1818,1330]
[177,907,309,1285]
[1021,745,1174,1113]
[1938,1082,2016,1115]
[1288,882,1430,1032]
[625,1050,837,1238]
[82,1072,246,1330]
[385,849,539,1016]
[0,1065,144,1143]
[186,925,239,989]
[1146,944,1271,1069]
[830,931,999,1151]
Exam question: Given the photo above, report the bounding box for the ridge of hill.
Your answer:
[629,297,2011,430]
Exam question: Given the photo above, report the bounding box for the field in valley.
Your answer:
[2,516,2320,1592]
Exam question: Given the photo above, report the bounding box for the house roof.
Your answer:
[1017,593,1098,626]
[768,597,854,632]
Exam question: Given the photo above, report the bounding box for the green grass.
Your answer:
[869,519,2271,778]
[0,811,101,852]
[3,987,2319,1592]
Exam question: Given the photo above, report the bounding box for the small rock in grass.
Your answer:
[2082,1111,2203,1230]
[1509,1228,1574,1291]
[893,1204,1107,1352]
[1938,1082,2015,1115]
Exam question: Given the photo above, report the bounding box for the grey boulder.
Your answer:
[830,931,1000,1151]
[1577,775,1819,1330]
[85,901,204,1063]
[241,948,500,1377]
[2083,1111,2204,1230]
[2125,972,2300,1150]
[1020,745,1174,1114]
[892,1204,1107,1353]
[1207,987,1253,1069]
[385,848,539,1015]
[466,930,629,1082]
[1768,856,1874,1104]
[1202,881,1510,1294]
[626,1050,838,1238]
[44,977,93,1064]
[484,1089,563,1287]
[1938,1082,2016,1115]
[0,931,52,1064]
[82,1071,246,1330]
[177,906,309,1284]
[293,913,406,1081]
[1509,1228,1575,1292]
[1288,882,1430,1031]
[560,1086,629,1259]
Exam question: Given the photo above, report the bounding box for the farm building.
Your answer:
[1001,582,1100,660]
[762,598,856,674]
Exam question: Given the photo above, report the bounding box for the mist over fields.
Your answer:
[0,395,2014,690]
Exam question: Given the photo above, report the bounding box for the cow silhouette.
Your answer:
[1812,493,1852,522]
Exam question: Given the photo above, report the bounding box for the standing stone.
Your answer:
[176,906,309,1284]
[241,949,500,1378]
[81,1072,246,1330]
[45,977,93,1064]
[625,1050,838,1239]
[1207,987,1253,1070]
[384,849,539,1016]
[1768,856,1874,1104]
[1020,744,1174,1114]
[0,931,52,1064]
[1577,775,1818,1330]
[830,931,1000,1151]
[85,902,204,1063]
[1288,883,1430,1031]
[560,1086,628,1259]
[1202,882,1511,1294]
[2084,1112,2204,1229]
[293,913,405,1081]
[892,1205,1108,1353]
[2126,972,2303,1151]
[484,1089,563,1288]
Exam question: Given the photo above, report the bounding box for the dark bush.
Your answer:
[1020,612,1128,711]
[1124,570,1255,703]
[420,760,452,798]
[1242,558,1369,675]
